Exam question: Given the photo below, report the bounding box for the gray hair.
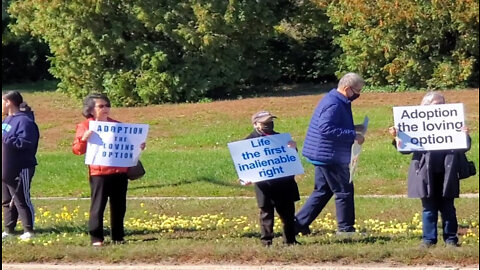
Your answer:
[82,93,111,118]
[338,72,364,90]
[421,92,445,105]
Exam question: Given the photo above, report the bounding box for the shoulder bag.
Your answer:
[127,160,146,180]
[458,153,476,180]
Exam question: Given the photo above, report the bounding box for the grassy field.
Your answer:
[2,197,479,265]
[1,84,479,265]
[5,87,479,197]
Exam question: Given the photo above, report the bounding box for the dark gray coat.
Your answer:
[245,130,300,207]
[402,137,471,198]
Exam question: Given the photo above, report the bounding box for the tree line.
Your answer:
[2,0,478,105]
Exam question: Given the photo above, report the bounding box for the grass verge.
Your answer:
[2,197,479,265]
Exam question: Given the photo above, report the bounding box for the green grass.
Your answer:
[2,197,478,264]
[2,87,479,265]
[2,80,58,92]
[31,103,479,197]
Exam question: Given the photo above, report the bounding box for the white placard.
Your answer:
[349,116,369,182]
[228,133,304,183]
[85,121,149,167]
[393,103,467,151]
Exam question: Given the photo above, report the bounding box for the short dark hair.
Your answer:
[82,93,111,118]
[2,90,23,107]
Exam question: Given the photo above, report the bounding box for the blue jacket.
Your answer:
[302,89,356,164]
[2,110,39,181]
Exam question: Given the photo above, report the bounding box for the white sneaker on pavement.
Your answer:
[2,231,12,239]
[19,232,34,240]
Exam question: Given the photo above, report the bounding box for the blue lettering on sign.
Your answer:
[237,154,296,172]
[250,138,270,147]
[258,166,285,178]
[97,125,143,135]
[101,151,133,159]
[103,143,135,151]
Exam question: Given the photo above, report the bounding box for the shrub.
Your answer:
[315,0,479,89]
[8,0,290,105]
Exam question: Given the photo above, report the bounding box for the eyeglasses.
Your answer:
[95,104,111,109]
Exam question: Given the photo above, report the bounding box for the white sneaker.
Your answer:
[92,241,103,247]
[19,232,34,240]
[2,231,12,239]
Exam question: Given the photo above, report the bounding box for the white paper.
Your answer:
[85,121,149,167]
[349,116,369,182]
[392,103,467,151]
[228,133,304,183]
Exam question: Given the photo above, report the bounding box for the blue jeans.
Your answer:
[295,164,355,232]
[421,197,458,245]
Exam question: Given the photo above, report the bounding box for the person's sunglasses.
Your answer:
[95,104,111,109]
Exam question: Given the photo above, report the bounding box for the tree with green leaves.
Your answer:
[314,0,479,90]
[9,0,293,105]
[2,0,51,84]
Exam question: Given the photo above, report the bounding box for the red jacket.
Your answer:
[72,117,128,176]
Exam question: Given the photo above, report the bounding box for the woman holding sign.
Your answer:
[389,92,472,248]
[72,93,145,247]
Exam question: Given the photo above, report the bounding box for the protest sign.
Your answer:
[85,121,149,167]
[349,116,369,182]
[392,103,467,151]
[228,133,304,183]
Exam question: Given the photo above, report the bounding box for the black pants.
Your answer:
[259,201,296,245]
[2,167,35,233]
[89,173,128,243]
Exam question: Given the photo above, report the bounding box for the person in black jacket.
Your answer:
[389,92,471,247]
[2,91,40,240]
[240,111,300,246]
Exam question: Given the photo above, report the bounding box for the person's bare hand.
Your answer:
[287,140,297,149]
[239,179,252,186]
[81,130,93,142]
[140,142,146,150]
[461,126,470,135]
[388,126,397,137]
[355,133,365,145]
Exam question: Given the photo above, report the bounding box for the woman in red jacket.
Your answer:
[72,93,144,246]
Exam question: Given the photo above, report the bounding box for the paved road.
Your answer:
[2,264,479,270]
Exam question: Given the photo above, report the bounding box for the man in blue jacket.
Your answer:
[2,91,39,240]
[295,73,365,235]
